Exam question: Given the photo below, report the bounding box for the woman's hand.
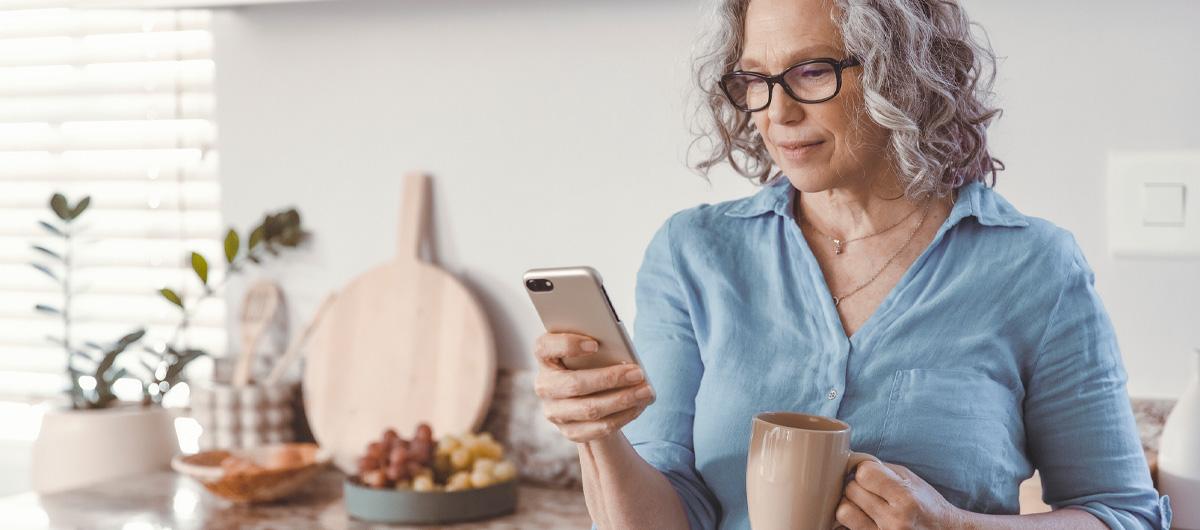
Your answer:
[835,461,966,530]
[532,332,656,444]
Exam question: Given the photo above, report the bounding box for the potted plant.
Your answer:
[28,193,308,493]
[28,193,183,493]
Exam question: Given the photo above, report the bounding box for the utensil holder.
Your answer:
[191,381,298,450]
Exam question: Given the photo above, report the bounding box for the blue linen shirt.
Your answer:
[619,175,1172,529]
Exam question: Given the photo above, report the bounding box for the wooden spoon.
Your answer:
[264,292,338,387]
[232,280,282,387]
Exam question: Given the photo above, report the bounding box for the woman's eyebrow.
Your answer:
[739,45,838,69]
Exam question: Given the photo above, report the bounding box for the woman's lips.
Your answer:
[777,140,825,161]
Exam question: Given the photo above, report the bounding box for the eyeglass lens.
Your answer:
[725,61,839,110]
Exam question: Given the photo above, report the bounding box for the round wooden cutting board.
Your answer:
[304,172,496,473]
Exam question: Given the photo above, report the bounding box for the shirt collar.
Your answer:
[723,175,1029,228]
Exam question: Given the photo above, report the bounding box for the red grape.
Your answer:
[406,460,426,479]
[415,422,433,441]
[366,441,384,459]
[382,428,399,444]
[385,460,408,482]
[357,455,381,472]
[410,438,432,464]
[389,445,409,465]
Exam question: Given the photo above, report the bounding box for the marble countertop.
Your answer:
[0,469,592,530]
[0,398,1172,529]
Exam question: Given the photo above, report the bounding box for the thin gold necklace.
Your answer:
[823,201,932,307]
[799,199,923,256]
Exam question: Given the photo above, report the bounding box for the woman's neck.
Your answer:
[793,178,953,241]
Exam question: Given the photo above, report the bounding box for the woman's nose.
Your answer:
[766,83,807,125]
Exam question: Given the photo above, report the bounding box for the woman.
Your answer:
[531,0,1173,528]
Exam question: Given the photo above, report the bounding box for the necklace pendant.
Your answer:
[832,295,841,307]
[833,239,843,255]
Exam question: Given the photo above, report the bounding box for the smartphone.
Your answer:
[523,266,640,371]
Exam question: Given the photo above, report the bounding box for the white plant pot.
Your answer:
[1160,348,1200,530]
[31,404,180,494]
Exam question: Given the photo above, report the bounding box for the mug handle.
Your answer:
[844,451,881,477]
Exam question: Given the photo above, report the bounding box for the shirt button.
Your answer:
[826,389,838,400]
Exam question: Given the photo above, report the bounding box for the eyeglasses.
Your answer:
[719,57,861,112]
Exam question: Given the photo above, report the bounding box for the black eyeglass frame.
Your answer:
[719,56,862,112]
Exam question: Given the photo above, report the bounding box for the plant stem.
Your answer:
[165,253,251,350]
[63,224,79,409]
[156,245,266,393]
[63,227,71,354]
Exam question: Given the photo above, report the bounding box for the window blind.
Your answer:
[0,4,224,400]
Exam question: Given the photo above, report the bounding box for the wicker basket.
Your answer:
[171,443,330,503]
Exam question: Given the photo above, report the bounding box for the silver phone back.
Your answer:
[523,266,639,370]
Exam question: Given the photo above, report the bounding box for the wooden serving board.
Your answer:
[303,172,496,473]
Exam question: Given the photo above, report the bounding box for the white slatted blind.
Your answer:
[0,3,223,400]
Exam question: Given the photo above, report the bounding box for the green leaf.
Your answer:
[248,226,265,250]
[117,329,145,348]
[163,349,207,384]
[159,288,183,308]
[50,193,70,221]
[282,209,300,228]
[34,304,60,315]
[69,196,91,220]
[191,252,208,285]
[31,245,62,262]
[38,220,63,237]
[224,229,239,264]
[31,262,58,282]
[280,226,301,247]
[94,334,133,377]
[95,354,118,378]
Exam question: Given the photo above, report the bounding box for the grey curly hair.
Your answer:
[688,0,1004,199]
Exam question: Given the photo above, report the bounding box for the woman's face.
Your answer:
[741,0,893,192]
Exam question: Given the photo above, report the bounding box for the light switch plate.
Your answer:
[1107,150,1200,258]
[1142,182,1186,226]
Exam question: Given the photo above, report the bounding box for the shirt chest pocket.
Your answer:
[876,369,1025,512]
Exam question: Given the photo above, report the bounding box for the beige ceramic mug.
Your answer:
[747,412,880,530]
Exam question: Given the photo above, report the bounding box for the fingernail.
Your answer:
[624,368,644,383]
[635,385,654,400]
[581,340,598,352]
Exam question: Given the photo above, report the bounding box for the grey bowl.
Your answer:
[343,478,518,524]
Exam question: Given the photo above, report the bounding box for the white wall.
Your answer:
[213,0,1200,399]
[961,0,1200,398]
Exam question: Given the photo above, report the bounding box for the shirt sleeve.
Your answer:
[1023,250,1173,529]
[615,212,721,530]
